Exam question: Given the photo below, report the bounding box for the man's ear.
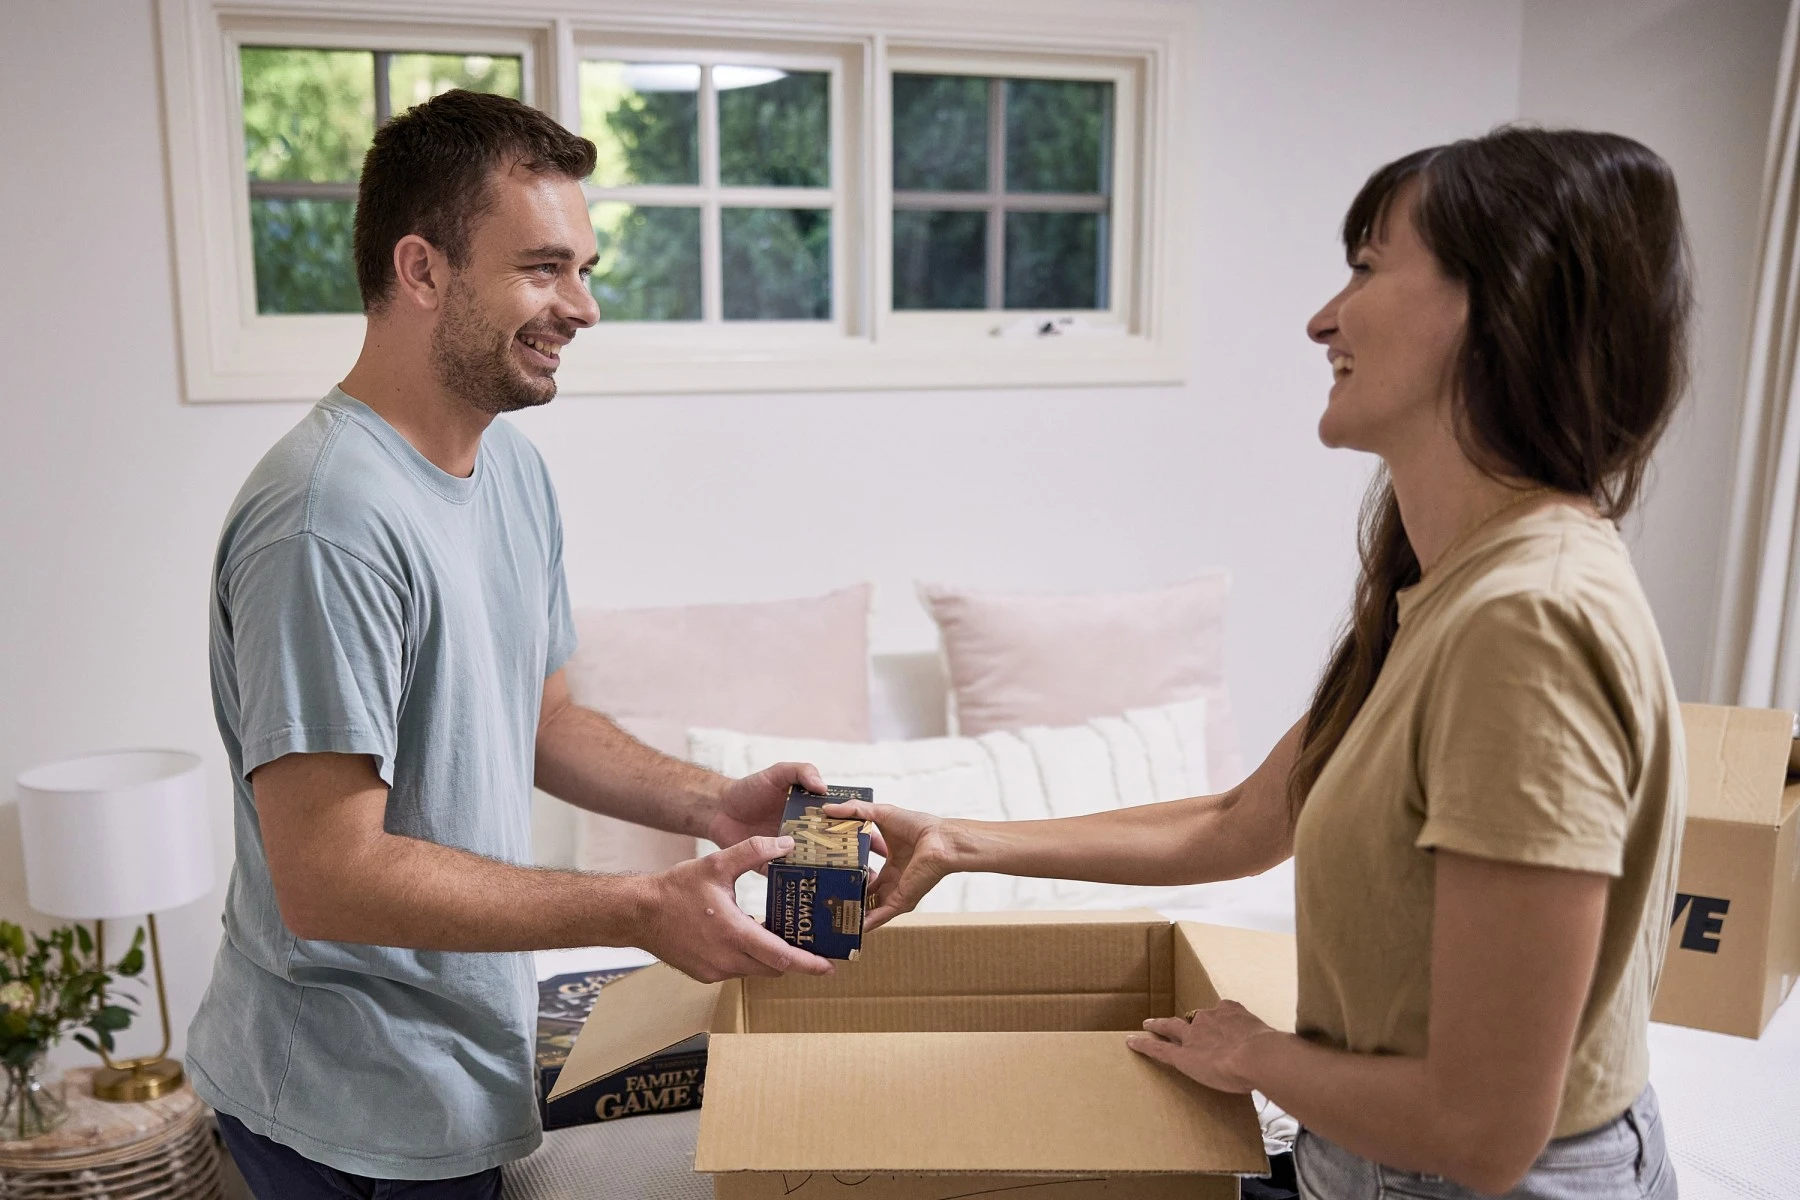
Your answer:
[391,234,447,312]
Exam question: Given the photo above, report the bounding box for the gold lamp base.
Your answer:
[91,1057,185,1102]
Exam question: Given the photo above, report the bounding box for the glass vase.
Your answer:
[1,1052,68,1141]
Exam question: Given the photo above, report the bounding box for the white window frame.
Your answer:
[158,0,1194,401]
[571,38,859,342]
[882,52,1139,340]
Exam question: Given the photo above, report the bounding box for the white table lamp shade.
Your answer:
[17,750,215,920]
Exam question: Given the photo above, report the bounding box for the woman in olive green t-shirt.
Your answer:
[829,127,1689,1199]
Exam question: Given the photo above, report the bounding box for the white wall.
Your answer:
[1518,0,1789,700]
[10,0,1718,1066]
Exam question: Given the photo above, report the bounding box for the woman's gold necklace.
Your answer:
[1423,485,1557,576]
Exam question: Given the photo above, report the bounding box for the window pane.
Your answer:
[718,69,829,188]
[1005,78,1112,194]
[893,210,985,310]
[241,48,374,182]
[722,208,831,320]
[388,53,522,115]
[892,74,988,192]
[1005,211,1105,310]
[581,61,700,187]
[251,198,361,313]
[590,203,702,321]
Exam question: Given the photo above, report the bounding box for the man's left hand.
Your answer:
[1127,1000,1278,1093]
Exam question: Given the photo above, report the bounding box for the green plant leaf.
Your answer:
[117,947,145,977]
[93,1005,133,1032]
[72,1033,98,1054]
[75,925,93,955]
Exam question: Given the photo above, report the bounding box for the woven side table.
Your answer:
[0,1066,225,1199]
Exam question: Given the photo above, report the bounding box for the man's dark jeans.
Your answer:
[216,1112,504,1199]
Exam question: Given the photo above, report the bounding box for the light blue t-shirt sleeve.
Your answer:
[227,532,407,785]
[544,504,576,679]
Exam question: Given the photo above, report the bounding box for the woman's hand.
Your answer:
[820,800,959,930]
[1127,1000,1279,1093]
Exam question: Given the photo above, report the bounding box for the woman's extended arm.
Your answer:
[828,718,1305,928]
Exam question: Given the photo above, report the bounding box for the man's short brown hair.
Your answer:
[353,89,596,312]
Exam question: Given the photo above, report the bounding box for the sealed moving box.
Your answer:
[1652,703,1800,1038]
[551,912,1294,1199]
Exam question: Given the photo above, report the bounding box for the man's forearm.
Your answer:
[534,701,724,840]
[284,830,654,951]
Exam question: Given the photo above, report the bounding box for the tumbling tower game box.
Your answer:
[765,785,875,960]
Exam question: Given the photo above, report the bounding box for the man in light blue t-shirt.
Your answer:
[189,91,836,1197]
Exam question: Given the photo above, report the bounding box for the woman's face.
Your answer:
[1307,183,1469,459]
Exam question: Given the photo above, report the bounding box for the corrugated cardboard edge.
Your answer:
[694,1031,1267,1177]
[1681,703,1795,826]
[547,963,725,1101]
[1175,923,1298,1033]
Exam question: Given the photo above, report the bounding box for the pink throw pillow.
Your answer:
[562,585,873,873]
[921,576,1244,788]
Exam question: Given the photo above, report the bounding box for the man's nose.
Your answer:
[562,273,600,328]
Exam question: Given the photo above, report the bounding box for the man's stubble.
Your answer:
[431,274,557,416]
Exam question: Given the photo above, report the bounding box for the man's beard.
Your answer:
[431,277,559,416]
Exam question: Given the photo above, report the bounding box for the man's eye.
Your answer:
[579,266,593,281]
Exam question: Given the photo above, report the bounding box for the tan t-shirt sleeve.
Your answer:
[1415,592,1631,876]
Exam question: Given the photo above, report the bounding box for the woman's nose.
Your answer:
[1307,299,1338,345]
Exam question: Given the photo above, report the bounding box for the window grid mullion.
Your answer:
[894,191,1108,213]
[699,64,722,323]
[373,50,391,125]
[985,77,1005,311]
[249,181,359,201]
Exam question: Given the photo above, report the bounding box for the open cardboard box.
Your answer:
[1651,703,1800,1037]
[551,911,1295,1199]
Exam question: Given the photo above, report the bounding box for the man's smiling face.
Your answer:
[430,164,601,415]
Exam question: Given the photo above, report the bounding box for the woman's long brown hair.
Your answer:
[1288,127,1694,813]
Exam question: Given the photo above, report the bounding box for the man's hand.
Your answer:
[821,799,956,931]
[703,762,827,848]
[1127,1001,1280,1093]
[637,836,836,983]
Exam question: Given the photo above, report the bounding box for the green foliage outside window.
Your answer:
[718,71,829,188]
[722,209,831,320]
[388,53,521,117]
[242,47,521,314]
[1005,79,1110,194]
[892,75,988,192]
[892,72,1112,311]
[251,199,363,314]
[1006,211,1105,309]
[241,48,374,183]
[591,203,702,321]
[581,62,699,187]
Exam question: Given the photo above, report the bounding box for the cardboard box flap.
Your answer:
[1175,923,1298,1033]
[548,963,725,1101]
[883,909,1167,927]
[746,910,1171,1005]
[1682,704,1796,825]
[694,1031,1266,1176]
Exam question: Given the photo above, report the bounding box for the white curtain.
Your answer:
[1709,0,1800,709]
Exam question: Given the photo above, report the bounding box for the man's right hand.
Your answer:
[637,836,837,983]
